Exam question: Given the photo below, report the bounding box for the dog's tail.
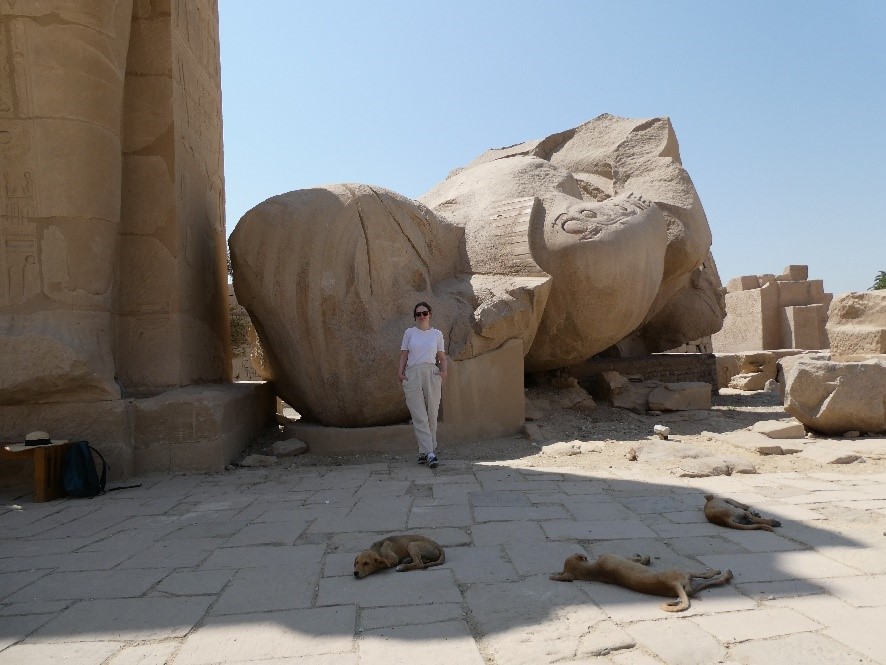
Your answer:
[660,583,690,612]
[425,548,445,568]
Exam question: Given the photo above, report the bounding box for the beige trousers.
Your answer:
[403,363,443,455]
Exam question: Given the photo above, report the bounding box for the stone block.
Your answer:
[714,353,742,388]
[0,399,134,480]
[127,17,173,77]
[782,354,886,434]
[133,383,274,474]
[777,280,816,307]
[729,371,767,391]
[751,419,806,439]
[799,444,862,465]
[285,340,524,455]
[16,21,126,131]
[121,155,176,236]
[0,311,120,405]
[827,291,886,357]
[726,275,760,292]
[647,382,711,411]
[113,314,182,391]
[31,118,122,221]
[779,264,809,281]
[712,281,780,351]
[116,236,178,315]
[441,339,526,440]
[781,304,825,349]
[122,75,174,153]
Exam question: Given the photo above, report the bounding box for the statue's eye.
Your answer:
[562,219,587,234]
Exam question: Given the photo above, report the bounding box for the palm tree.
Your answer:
[871,271,886,291]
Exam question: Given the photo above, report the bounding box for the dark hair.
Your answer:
[413,301,432,317]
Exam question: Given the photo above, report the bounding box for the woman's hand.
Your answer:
[398,371,406,382]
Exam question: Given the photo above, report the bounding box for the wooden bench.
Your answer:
[1,441,74,502]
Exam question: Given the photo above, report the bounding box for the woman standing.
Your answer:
[398,301,447,468]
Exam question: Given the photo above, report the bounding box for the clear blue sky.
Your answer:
[218,1,885,295]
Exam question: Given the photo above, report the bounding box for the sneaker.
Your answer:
[417,453,428,464]
[427,453,438,468]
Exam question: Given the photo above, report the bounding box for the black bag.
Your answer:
[62,442,108,498]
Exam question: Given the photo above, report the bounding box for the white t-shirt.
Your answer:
[401,327,445,367]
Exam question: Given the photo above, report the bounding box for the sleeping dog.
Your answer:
[551,553,732,612]
[353,534,445,578]
[704,495,782,532]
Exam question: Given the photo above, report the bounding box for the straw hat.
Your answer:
[25,431,67,445]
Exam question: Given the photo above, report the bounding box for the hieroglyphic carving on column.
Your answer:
[0,17,41,307]
[0,127,38,307]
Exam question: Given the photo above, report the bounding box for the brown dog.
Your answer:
[353,534,445,578]
[704,495,782,532]
[550,553,732,612]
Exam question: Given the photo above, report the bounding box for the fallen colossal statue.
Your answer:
[230,114,725,427]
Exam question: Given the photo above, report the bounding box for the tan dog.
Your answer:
[353,534,445,578]
[704,495,782,532]
[550,553,733,612]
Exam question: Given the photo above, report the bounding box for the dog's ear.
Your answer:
[704,494,714,501]
[372,553,387,567]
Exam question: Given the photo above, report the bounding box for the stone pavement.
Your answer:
[1,458,884,664]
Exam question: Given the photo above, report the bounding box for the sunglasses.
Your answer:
[414,310,430,317]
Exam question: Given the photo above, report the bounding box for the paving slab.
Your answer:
[542,518,658,541]
[626,619,726,665]
[359,602,464,631]
[316,569,461,607]
[358,620,484,665]
[28,596,213,643]
[0,641,121,665]
[6,568,168,603]
[690,607,820,642]
[728,632,876,665]
[211,562,321,614]
[442,545,519,583]
[698,551,860,583]
[172,606,357,664]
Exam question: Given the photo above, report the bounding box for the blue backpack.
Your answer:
[62,442,108,498]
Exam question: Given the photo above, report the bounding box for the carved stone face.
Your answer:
[525,190,669,370]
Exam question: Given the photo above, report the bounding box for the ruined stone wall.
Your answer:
[712,265,832,353]
[563,354,719,389]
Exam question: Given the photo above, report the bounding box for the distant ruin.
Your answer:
[712,265,831,352]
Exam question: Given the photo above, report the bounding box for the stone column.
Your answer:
[0,1,133,404]
[115,0,230,393]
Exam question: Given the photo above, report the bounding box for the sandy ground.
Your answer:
[250,388,886,477]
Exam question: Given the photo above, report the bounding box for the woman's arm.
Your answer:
[398,350,409,382]
[436,351,447,379]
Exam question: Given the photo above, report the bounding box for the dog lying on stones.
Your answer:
[353,534,445,578]
[704,495,782,532]
[550,553,733,612]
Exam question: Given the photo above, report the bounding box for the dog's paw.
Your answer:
[395,564,407,572]
[400,557,413,565]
